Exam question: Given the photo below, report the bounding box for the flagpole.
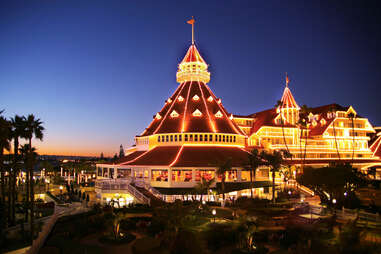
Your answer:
[192,22,194,44]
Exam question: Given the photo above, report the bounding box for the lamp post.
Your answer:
[46,179,50,192]
[212,208,216,223]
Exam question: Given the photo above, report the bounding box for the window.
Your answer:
[172,170,193,182]
[185,134,188,141]
[151,170,168,182]
[215,135,218,141]
[195,135,198,141]
[179,135,182,141]
[195,170,215,181]
[103,168,108,177]
[229,136,232,142]
[233,136,236,142]
[158,136,160,142]
[97,167,102,176]
[166,135,169,142]
[219,135,221,142]
[223,136,225,142]
[170,135,173,142]
[210,134,213,142]
[205,134,208,141]
[175,135,178,142]
[190,134,193,141]
[200,135,203,141]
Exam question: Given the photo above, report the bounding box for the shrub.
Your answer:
[172,229,204,254]
[204,223,237,251]
[132,237,161,254]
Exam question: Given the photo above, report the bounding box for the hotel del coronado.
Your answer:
[95,21,381,206]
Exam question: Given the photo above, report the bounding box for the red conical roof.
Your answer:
[280,86,299,109]
[180,44,207,64]
[141,81,245,136]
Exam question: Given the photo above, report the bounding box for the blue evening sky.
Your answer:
[1,0,380,156]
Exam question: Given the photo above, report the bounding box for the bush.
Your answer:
[99,232,136,245]
[172,229,204,254]
[203,223,237,251]
[132,237,161,254]
[234,197,271,209]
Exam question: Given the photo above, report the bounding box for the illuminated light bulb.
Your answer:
[217,99,221,104]
[230,114,233,120]
[178,96,184,102]
[215,111,223,118]
[170,110,179,118]
[193,94,200,101]
[192,109,202,117]
[207,96,213,102]
[167,98,172,103]
[156,113,162,120]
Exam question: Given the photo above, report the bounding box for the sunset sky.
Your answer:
[1,1,381,157]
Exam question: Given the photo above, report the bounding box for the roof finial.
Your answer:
[285,72,290,87]
[187,17,195,44]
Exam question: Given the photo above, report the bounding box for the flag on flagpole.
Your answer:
[187,18,195,25]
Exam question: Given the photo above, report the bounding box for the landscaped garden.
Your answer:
[39,197,381,254]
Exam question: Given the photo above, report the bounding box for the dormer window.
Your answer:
[207,96,213,102]
[156,113,162,120]
[215,111,223,118]
[193,95,200,101]
[170,110,179,118]
[178,96,184,102]
[192,109,202,117]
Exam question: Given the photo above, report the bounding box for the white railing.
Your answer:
[141,181,164,200]
[95,178,150,205]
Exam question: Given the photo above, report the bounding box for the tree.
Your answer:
[10,115,27,225]
[261,150,290,203]
[100,152,104,160]
[215,158,232,203]
[297,105,310,169]
[275,100,292,158]
[24,114,44,240]
[297,164,366,207]
[329,106,341,161]
[195,178,215,201]
[347,112,356,163]
[0,111,11,207]
[246,148,264,198]
[119,144,125,158]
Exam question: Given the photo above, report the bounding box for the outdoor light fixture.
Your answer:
[212,208,216,223]
[59,186,63,190]
[202,200,206,205]
[332,198,337,204]
[344,192,347,197]
[288,191,291,195]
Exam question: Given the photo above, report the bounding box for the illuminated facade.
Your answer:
[233,82,380,171]
[95,21,380,204]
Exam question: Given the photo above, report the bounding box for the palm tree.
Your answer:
[24,114,44,240]
[195,177,215,201]
[347,112,356,163]
[10,115,27,224]
[297,105,309,170]
[275,100,292,157]
[0,111,11,206]
[329,106,341,161]
[261,150,289,203]
[215,158,232,203]
[247,148,263,198]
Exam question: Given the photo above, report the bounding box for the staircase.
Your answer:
[95,179,151,205]
[132,184,166,207]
